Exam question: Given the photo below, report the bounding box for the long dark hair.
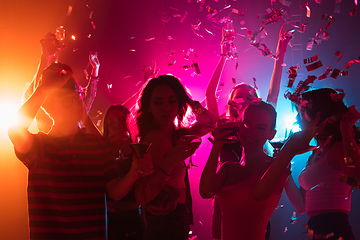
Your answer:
[297,88,360,143]
[103,104,130,138]
[136,75,192,139]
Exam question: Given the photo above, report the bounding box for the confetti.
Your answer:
[259,7,286,25]
[334,0,341,13]
[232,78,236,84]
[345,57,360,68]
[180,11,188,23]
[124,75,132,79]
[107,84,112,92]
[96,120,101,127]
[350,4,358,16]
[168,35,175,41]
[135,81,142,86]
[304,55,318,64]
[204,28,214,35]
[330,69,341,79]
[287,66,298,87]
[167,59,177,66]
[87,34,92,38]
[72,48,79,52]
[145,37,155,42]
[306,38,315,50]
[284,227,288,233]
[71,35,76,41]
[306,5,311,18]
[90,21,96,29]
[129,37,135,40]
[318,66,332,80]
[129,49,136,52]
[290,211,298,224]
[192,62,201,74]
[275,204,284,210]
[305,61,323,71]
[89,11,93,19]
[220,83,224,86]
[173,13,182,18]
[279,0,291,6]
[314,232,335,239]
[67,6,73,16]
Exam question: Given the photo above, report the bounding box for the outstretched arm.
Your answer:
[254,114,324,201]
[266,24,291,108]
[199,120,237,199]
[84,52,100,113]
[8,63,73,154]
[284,174,307,214]
[205,56,227,121]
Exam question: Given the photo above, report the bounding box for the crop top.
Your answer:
[298,151,352,213]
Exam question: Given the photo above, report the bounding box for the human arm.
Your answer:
[106,153,154,201]
[266,24,291,108]
[84,52,100,113]
[199,120,237,199]
[8,63,73,154]
[284,174,307,214]
[205,56,227,121]
[187,100,217,137]
[340,106,360,178]
[135,130,200,205]
[254,114,324,200]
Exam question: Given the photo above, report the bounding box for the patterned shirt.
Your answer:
[15,129,119,240]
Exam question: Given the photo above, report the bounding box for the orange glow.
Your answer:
[71,35,76,40]
[0,101,20,132]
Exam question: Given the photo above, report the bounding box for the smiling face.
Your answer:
[239,105,276,150]
[229,84,257,118]
[148,84,179,127]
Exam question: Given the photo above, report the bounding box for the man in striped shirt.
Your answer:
[8,63,144,239]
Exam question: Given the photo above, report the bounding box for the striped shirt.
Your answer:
[15,129,119,240]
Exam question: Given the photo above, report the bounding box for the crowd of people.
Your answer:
[7,26,360,240]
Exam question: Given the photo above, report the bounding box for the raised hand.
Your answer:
[40,33,66,58]
[89,52,100,69]
[40,63,73,93]
[277,23,293,55]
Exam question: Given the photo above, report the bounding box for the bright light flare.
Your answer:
[71,35,76,40]
[285,113,301,136]
[0,102,20,132]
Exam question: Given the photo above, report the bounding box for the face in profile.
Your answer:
[148,84,179,127]
[239,106,276,150]
[231,85,256,116]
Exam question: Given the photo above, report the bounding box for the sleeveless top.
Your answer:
[298,151,352,213]
[217,170,282,240]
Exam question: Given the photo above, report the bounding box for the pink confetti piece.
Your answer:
[124,75,132,79]
[71,35,76,41]
[345,58,360,68]
[87,33,92,38]
[96,120,101,127]
[145,37,155,42]
[287,66,298,87]
[67,6,73,16]
[89,11,93,19]
[167,35,175,40]
[305,61,323,71]
[330,69,341,79]
[350,4,358,16]
[135,81,142,86]
[180,11,188,23]
[90,21,96,29]
[315,0,322,3]
[129,49,136,52]
[172,13,182,17]
[318,66,332,80]
[306,38,315,50]
[335,51,342,63]
[279,0,291,6]
[167,59,177,66]
[72,48,79,52]
[304,55,318,64]
[129,37,135,40]
[284,227,288,233]
[275,204,284,210]
[204,28,214,35]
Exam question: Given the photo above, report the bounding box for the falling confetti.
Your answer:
[89,11,93,19]
[107,84,112,92]
[71,35,76,41]
[145,37,155,42]
[90,21,96,29]
[67,6,73,16]
[290,211,298,224]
